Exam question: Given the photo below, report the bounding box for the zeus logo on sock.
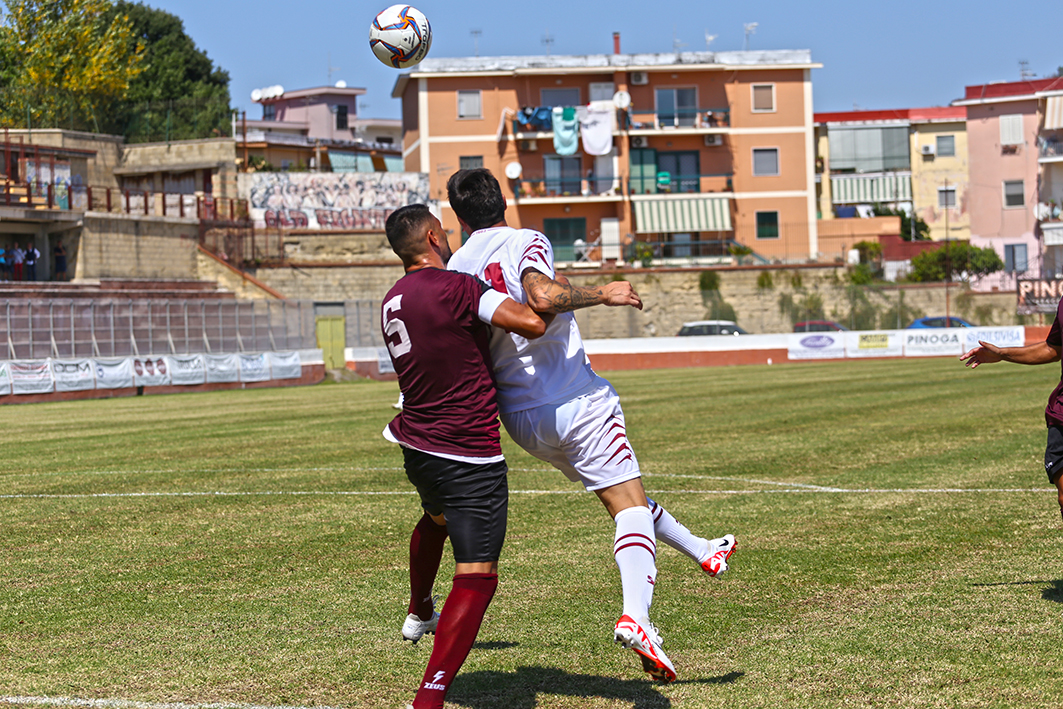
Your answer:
[424,671,447,691]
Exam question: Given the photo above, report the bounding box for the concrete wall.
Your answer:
[77,213,200,280]
[910,119,970,241]
[251,262,404,301]
[281,231,399,263]
[120,139,238,198]
[2,128,124,188]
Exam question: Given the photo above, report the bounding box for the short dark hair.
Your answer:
[446,168,506,232]
[385,204,433,262]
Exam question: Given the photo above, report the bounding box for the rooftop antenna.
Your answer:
[542,29,554,56]
[672,26,686,53]
[704,32,717,50]
[1020,59,1035,80]
[743,22,758,51]
[327,51,340,83]
[470,28,482,57]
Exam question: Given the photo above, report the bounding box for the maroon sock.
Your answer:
[411,573,498,709]
[409,513,449,620]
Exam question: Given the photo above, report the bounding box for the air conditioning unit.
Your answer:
[921,144,936,156]
[704,134,723,147]
[518,139,538,152]
[630,135,649,149]
[630,71,649,86]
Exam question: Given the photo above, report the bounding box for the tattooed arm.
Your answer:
[521,268,643,314]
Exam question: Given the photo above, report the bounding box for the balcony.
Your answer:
[1039,138,1063,162]
[512,175,622,203]
[626,107,730,133]
[628,172,733,196]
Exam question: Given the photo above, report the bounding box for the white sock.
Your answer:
[613,506,657,619]
[647,497,710,564]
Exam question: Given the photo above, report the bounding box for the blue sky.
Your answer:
[154,0,1060,121]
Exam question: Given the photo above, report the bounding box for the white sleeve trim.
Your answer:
[477,289,510,324]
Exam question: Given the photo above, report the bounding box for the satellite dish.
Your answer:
[250,88,263,102]
[504,161,523,180]
[612,90,632,110]
[274,85,284,97]
[335,80,347,88]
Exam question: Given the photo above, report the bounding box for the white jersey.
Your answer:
[448,226,595,414]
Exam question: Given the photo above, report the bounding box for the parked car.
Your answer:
[794,320,849,332]
[677,320,749,336]
[906,316,977,329]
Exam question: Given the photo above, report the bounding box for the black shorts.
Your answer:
[1046,425,1063,485]
[403,447,508,564]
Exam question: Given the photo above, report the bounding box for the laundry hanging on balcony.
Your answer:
[579,105,613,156]
[552,106,579,156]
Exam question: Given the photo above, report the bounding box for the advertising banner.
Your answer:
[0,362,10,396]
[1018,279,1063,314]
[238,353,271,382]
[961,326,1025,351]
[845,331,904,359]
[93,358,134,389]
[167,354,206,386]
[267,351,302,380]
[11,360,53,395]
[787,332,846,360]
[52,359,96,392]
[902,329,964,357]
[205,353,240,383]
[133,357,171,387]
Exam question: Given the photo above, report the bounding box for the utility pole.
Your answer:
[944,177,950,327]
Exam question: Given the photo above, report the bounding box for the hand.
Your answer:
[959,340,1003,369]
[601,281,643,310]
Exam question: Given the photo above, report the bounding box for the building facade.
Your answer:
[393,43,821,264]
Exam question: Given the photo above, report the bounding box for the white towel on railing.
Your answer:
[579,105,614,156]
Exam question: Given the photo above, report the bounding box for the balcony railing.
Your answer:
[513,176,621,199]
[1041,139,1063,159]
[0,181,248,221]
[626,108,731,131]
[628,172,733,195]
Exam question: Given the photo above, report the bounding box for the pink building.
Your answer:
[954,78,1063,291]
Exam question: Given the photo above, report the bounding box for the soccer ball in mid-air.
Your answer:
[369,5,432,69]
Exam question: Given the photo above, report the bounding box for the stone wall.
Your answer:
[281,231,399,264]
[250,262,404,302]
[77,213,200,280]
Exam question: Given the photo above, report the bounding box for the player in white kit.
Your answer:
[445,168,736,683]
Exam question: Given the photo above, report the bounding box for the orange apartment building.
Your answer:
[392,39,821,264]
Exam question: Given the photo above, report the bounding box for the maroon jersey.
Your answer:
[382,267,502,459]
[1046,297,1063,426]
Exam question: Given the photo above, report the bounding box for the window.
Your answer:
[936,135,955,157]
[656,151,700,193]
[1005,244,1028,273]
[457,90,482,119]
[376,136,394,145]
[752,148,779,176]
[1000,115,1024,146]
[756,211,779,239]
[751,84,775,112]
[335,104,348,130]
[459,156,483,169]
[541,88,580,107]
[1004,180,1025,207]
[544,155,581,195]
[262,104,275,121]
[938,187,956,208]
[656,88,697,128]
[629,148,658,195]
[827,126,910,172]
[543,217,586,262]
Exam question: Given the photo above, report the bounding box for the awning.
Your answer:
[1047,96,1063,130]
[329,150,375,172]
[633,197,732,234]
[831,173,911,204]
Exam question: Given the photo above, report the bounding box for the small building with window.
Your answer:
[392,39,821,265]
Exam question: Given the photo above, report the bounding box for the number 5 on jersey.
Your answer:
[383,294,412,358]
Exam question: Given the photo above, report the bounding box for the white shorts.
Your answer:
[501,377,642,491]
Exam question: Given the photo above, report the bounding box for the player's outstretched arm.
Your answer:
[491,299,547,339]
[521,269,643,314]
[960,340,1061,368]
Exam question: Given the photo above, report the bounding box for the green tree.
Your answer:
[907,241,1004,282]
[872,204,930,241]
[0,0,144,131]
[103,1,232,141]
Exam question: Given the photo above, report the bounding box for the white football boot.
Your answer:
[700,534,736,579]
[614,614,677,683]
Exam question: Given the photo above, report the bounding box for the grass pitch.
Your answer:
[1,358,1062,708]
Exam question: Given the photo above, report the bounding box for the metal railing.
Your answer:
[629,172,732,195]
[627,107,731,130]
[0,299,316,361]
[0,182,249,221]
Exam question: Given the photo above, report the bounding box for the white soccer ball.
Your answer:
[369,5,433,69]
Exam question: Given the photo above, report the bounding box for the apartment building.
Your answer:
[392,40,820,264]
[815,106,969,243]
[952,78,1063,290]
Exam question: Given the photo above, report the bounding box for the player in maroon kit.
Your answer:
[961,301,1063,520]
[381,204,546,709]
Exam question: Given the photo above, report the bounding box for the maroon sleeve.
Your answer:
[1049,298,1063,348]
